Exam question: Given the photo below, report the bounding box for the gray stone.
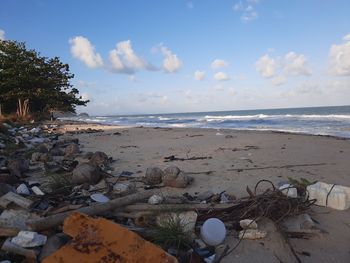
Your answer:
[90,151,109,166]
[7,158,29,177]
[164,165,181,177]
[11,231,47,247]
[72,163,101,185]
[64,143,80,156]
[163,171,193,188]
[145,167,164,185]
[38,233,71,261]
[36,144,48,153]
[49,147,64,156]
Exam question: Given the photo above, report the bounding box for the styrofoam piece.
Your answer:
[279,184,298,198]
[307,182,350,210]
[16,184,30,195]
[239,219,258,229]
[200,218,226,246]
[31,186,44,196]
[11,231,47,247]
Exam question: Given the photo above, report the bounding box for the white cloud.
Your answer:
[214,72,230,81]
[161,45,182,73]
[256,52,311,86]
[109,40,154,74]
[0,29,5,40]
[194,70,205,80]
[255,54,277,78]
[233,0,259,22]
[329,33,350,76]
[211,59,228,69]
[271,75,286,86]
[69,36,103,68]
[284,52,311,75]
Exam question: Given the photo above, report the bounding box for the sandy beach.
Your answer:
[58,121,350,263]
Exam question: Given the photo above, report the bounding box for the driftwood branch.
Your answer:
[26,190,156,231]
[164,155,212,162]
[120,203,236,212]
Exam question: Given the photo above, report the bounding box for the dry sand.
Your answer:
[59,122,350,262]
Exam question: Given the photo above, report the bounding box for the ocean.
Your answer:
[71,105,350,138]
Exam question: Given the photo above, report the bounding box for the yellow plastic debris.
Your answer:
[43,212,178,263]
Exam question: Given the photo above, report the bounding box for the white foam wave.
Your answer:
[204,114,350,121]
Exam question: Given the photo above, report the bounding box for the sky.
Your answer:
[0,0,350,115]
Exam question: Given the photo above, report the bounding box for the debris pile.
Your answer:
[0,121,348,262]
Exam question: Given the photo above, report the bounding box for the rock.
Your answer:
[31,152,41,162]
[16,184,30,195]
[29,137,45,145]
[64,143,80,156]
[164,171,193,188]
[145,167,164,185]
[164,165,181,177]
[90,151,109,166]
[38,233,71,261]
[90,193,110,203]
[31,152,52,162]
[11,231,47,247]
[72,163,101,185]
[240,219,258,229]
[0,142,5,149]
[148,194,164,205]
[83,151,94,159]
[239,229,267,240]
[197,190,214,201]
[36,144,48,153]
[113,182,136,196]
[7,158,29,177]
[0,183,15,196]
[0,192,33,209]
[49,147,64,156]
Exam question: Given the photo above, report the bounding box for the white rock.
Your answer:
[16,184,30,195]
[148,194,163,205]
[157,211,198,233]
[11,231,47,247]
[113,183,130,193]
[239,219,258,229]
[31,186,44,196]
[90,193,110,203]
[239,229,267,240]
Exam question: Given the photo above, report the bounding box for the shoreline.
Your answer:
[56,118,350,141]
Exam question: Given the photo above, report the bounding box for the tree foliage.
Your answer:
[0,40,88,116]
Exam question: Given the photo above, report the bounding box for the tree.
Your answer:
[0,40,88,117]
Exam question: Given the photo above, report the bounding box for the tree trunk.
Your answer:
[16,98,30,118]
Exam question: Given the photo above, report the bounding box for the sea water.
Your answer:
[69,105,350,138]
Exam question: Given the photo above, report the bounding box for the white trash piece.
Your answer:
[148,194,163,205]
[11,231,47,247]
[16,184,30,195]
[90,193,110,203]
[239,229,267,240]
[31,186,45,196]
[200,218,226,246]
[278,184,298,198]
[239,219,258,229]
[307,182,350,210]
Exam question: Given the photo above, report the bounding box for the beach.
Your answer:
[59,121,350,262]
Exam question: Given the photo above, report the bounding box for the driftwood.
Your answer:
[164,155,212,162]
[26,190,156,231]
[227,162,334,172]
[1,238,37,259]
[120,203,236,212]
[0,227,20,237]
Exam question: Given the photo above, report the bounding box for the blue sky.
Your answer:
[1,0,350,115]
